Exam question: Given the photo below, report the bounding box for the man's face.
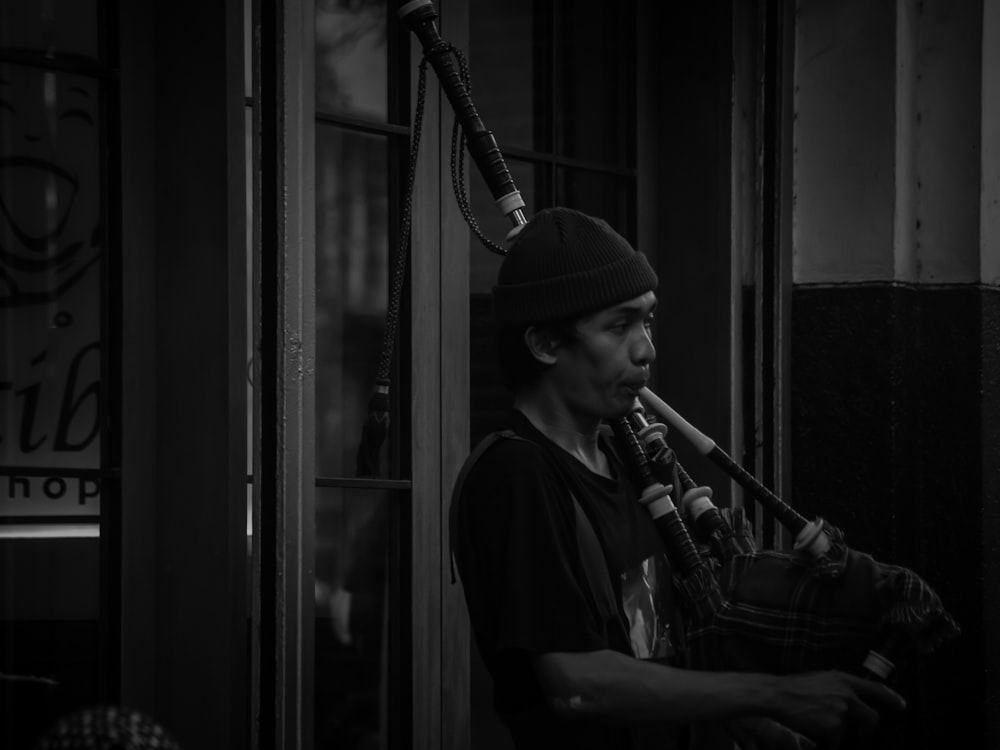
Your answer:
[549,291,657,421]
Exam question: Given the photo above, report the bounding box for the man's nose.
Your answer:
[633,328,656,365]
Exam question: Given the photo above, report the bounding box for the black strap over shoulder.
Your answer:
[448,430,513,584]
[568,487,621,628]
[448,430,625,639]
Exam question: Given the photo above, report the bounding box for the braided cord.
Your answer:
[374,58,429,383]
[448,45,508,256]
[376,46,509,386]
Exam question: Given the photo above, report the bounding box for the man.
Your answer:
[451,207,905,749]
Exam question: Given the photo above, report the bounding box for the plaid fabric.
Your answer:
[680,520,960,675]
[675,564,725,622]
[34,706,181,750]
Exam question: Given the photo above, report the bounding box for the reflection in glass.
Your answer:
[316,0,388,121]
[0,16,105,745]
[314,487,397,750]
[245,107,253,551]
[469,0,541,154]
[244,0,252,99]
[469,0,633,166]
[0,64,103,518]
[556,168,634,245]
[554,0,634,165]
[244,107,255,478]
[468,158,540,294]
[316,126,390,478]
[0,0,99,60]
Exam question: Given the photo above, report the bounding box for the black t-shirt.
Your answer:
[452,410,685,749]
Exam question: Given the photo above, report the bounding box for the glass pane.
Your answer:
[314,487,401,749]
[556,168,634,245]
[245,104,253,533]
[468,158,542,294]
[1,63,104,513]
[0,54,104,750]
[469,0,548,153]
[315,126,391,477]
[553,0,634,165]
[0,0,100,60]
[244,0,252,99]
[316,0,389,121]
[245,104,256,477]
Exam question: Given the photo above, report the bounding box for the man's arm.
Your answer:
[533,649,904,746]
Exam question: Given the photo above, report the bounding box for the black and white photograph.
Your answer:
[1,1,996,748]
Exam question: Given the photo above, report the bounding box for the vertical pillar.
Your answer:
[119,0,157,717]
[253,0,316,748]
[793,0,897,282]
[790,1,991,747]
[120,0,250,747]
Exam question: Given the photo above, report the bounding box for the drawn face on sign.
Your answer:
[0,64,101,308]
[0,62,103,514]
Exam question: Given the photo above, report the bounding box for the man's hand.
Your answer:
[531,649,904,744]
[768,671,906,748]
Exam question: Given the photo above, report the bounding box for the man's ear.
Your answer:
[523,326,559,366]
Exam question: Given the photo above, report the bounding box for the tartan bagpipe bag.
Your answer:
[677,506,960,678]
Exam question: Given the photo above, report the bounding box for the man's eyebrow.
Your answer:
[69,86,91,97]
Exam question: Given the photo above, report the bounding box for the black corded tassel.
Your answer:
[356,379,390,478]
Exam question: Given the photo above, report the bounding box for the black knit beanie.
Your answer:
[492,207,657,327]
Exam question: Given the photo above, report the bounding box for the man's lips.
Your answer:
[621,379,648,393]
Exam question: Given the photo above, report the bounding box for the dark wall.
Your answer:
[118,0,249,748]
[791,283,997,748]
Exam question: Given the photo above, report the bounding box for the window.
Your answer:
[0,0,119,745]
[467,0,638,444]
[313,3,409,747]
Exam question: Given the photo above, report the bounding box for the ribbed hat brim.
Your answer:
[493,250,657,326]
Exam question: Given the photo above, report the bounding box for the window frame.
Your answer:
[249,1,470,747]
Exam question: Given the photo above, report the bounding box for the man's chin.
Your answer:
[604,399,639,422]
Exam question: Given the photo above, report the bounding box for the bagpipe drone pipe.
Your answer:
[396,0,960,682]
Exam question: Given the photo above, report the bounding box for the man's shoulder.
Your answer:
[453,429,572,546]
[465,428,551,476]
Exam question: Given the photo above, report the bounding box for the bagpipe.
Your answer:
[611,394,959,681]
[396,0,959,681]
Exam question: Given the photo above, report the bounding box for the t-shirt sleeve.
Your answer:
[458,439,610,656]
